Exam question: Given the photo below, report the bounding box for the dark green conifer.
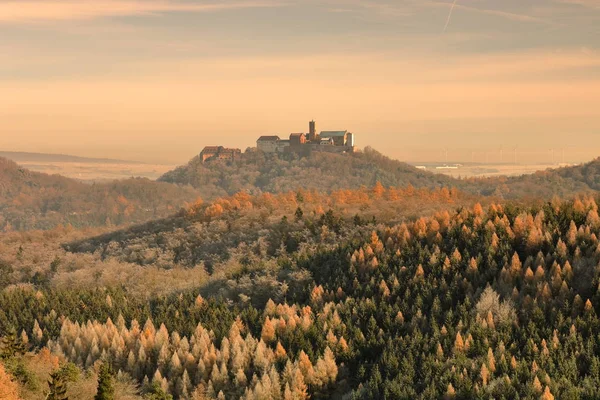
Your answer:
[0,328,26,359]
[47,370,69,400]
[94,363,115,400]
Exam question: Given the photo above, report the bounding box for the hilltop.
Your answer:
[0,157,200,231]
[159,147,457,198]
[459,159,599,199]
[160,147,598,200]
[553,157,600,190]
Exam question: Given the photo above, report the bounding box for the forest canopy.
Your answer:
[3,183,600,398]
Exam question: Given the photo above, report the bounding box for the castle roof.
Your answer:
[201,146,223,153]
[257,136,280,142]
[320,131,347,138]
[201,146,241,154]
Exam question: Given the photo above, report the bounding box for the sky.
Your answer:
[0,0,599,164]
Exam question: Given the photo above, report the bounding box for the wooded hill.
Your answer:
[158,147,458,199]
[0,157,200,231]
[63,185,477,273]
[3,192,600,398]
[2,148,598,232]
[159,147,598,201]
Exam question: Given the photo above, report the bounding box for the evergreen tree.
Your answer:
[144,381,173,400]
[47,370,69,400]
[94,363,115,400]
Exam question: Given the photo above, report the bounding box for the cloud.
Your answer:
[0,0,283,23]
[557,0,600,8]
[333,0,553,25]
[430,1,550,24]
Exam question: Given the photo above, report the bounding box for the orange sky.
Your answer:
[0,0,599,163]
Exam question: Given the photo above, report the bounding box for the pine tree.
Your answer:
[295,207,304,221]
[47,370,69,400]
[145,381,174,400]
[95,363,115,400]
[0,329,26,359]
[33,319,44,345]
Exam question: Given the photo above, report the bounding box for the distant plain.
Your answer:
[15,161,176,182]
[414,163,569,178]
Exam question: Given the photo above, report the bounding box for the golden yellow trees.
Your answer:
[275,341,287,361]
[584,299,594,313]
[396,311,405,325]
[480,363,489,386]
[338,337,349,353]
[487,348,496,373]
[297,351,315,385]
[436,343,444,359]
[468,258,478,274]
[510,252,522,278]
[445,383,456,399]
[260,317,276,344]
[414,265,425,281]
[0,363,20,400]
[540,386,555,400]
[454,332,465,354]
[372,182,385,198]
[587,209,600,229]
[567,221,578,246]
[510,356,518,370]
[524,267,534,283]
[532,376,543,394]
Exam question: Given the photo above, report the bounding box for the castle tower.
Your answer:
[309,120,317,142]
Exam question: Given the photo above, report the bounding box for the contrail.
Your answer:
[443,0,458,33]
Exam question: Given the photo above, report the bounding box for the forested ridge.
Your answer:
[0,157,200,231]
[64,184,474,271]
[158,148,456,199]
[3,147,599,233]
[158,147,599,200]
[3,183,600,398]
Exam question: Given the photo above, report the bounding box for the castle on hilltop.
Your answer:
[257,120,355,155]
[199,120,355,162]
[199,146,241,162]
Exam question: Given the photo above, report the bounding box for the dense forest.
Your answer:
[3,181,600,398]
[0,158,200,231]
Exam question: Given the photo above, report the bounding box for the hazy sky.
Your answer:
[1,0,599,164]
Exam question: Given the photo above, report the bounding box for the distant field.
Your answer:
[16,161,176,182]
[415,163,571,178]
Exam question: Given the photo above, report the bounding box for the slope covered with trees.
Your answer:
[0,158,200,231]
[158,147,597,201]
[3,186,600,398]
[158,147,457,199]
[64,185,473,271]
[2,148,597,234]
[553,157,600,190]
